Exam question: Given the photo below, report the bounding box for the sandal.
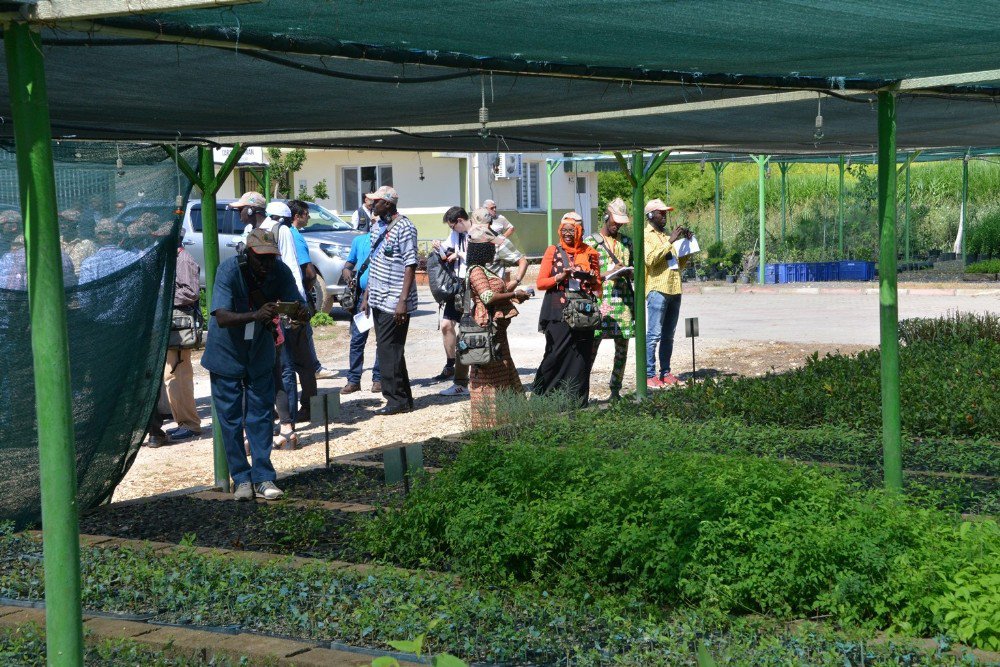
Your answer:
[243,436,251,456]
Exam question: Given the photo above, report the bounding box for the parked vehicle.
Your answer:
[181,199,360,311]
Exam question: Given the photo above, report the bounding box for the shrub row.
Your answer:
[966,259,1000,275]
[642,339,1000,439]
[0,533,990,663]
[898,312,1000,345]
[355,443,1000,651]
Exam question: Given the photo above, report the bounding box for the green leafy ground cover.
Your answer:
[0,535,991,665]
[965,259,1000,275]
[0,623,253,666]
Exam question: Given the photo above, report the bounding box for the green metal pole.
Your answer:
[779,162,790,242]
[5,22,84,666]
[712,162,723,244]
[753,156,769,284]
[960,154,969,265]
[904,159,911,263]
[877,92,902,492]
[264,168,272,200]
[199,146,230,491]
[838,155,846,258]
[631,152,648,400]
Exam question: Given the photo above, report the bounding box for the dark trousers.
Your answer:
[348,301,381,385]
[281,322,317,415]
[373,307,413,411]
[533,320,595,407]
[210,371,276,487]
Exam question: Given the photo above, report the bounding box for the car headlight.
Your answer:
[319,243,350,259]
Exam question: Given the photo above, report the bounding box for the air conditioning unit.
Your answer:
[493,152,523,179]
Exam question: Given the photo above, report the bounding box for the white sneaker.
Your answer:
[315,367,336,380]
[439,384,468,397]
[254,480,284,500]
[233,481,253,501]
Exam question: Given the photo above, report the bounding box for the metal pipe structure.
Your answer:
[751,155,770,284]
[960,152,969,264]
[904,159,911,262]
[711,162,726,244]
[5,21,85,666]
[546,159,559,248]
[838,155,846,257]
[778,162,791,242]
[876,92,902,492]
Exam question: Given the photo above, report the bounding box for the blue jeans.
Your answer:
[348,302,381,385]
[646,291,682,378]
[210,371,276,487]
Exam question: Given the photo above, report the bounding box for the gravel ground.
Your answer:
[113,285,915,502]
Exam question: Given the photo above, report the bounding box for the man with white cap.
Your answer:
[643,198,690,389]
[201,228,309,501]
[585,197,635,399]
[360,185,419,415]
[352,192,376,233]
[260,200,305,299]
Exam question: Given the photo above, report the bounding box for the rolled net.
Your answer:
[0,142,198,529]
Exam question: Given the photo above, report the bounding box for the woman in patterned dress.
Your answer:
[533,212,602,406]
[465,228,530,429]
[585,197,634,400]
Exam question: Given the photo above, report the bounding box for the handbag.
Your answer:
[556,246,601,331]
[456,275,500,366]
[168,305,203,349]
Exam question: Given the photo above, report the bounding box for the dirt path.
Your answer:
[113,288,869,502]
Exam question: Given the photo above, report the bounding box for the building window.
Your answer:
[517,162,540,210]
[342,165,393,212]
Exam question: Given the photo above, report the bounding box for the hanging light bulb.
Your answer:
[813,95,825,141]
[478,76,489,139]
[699,157,706,173]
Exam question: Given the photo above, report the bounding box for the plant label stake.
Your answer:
[685,317,699,384]
[383,443,424,494]
[310,390,341,468]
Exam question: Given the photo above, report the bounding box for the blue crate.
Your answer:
[764,264,778,284]
[794,263,808,282]
[777,263,793,284]
[827,262,841,281]
[838,260,875,281]
[805,263,819,282]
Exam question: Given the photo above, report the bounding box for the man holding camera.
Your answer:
[201,227,308,501]
[643,199,690,389]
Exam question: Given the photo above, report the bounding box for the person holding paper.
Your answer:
[585,197,635,400]
[643,199,691,389]
[340,227,382,395]
[201,228,309,501]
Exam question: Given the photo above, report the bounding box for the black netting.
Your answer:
[0,142,197,529]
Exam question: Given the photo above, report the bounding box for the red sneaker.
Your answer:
[646,377,664,389]
[660,373,682,386]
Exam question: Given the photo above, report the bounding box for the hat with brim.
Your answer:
[368,185,399,204]
[246,228,280,255]
[607,197,630,224]
[230,191,267,209]
[560,211,584,225]
[643,199,675,215]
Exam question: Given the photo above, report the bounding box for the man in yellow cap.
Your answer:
[643,199,690,388]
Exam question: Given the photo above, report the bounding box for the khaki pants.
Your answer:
[165,347,201,432]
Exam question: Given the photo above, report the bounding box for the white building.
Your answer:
[219,150,599,255]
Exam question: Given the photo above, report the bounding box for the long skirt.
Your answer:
[469,319,523,429]
[532,320,594,407]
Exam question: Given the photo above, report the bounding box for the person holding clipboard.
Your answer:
[585,197,635,400]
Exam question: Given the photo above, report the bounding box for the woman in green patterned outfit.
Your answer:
[585,197,634,400]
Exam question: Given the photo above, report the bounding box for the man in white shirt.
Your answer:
[431,206,473,396]
[351,192,376,233]
[483,199,515,240]
[259,201,305,299]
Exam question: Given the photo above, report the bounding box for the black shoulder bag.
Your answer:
[340,221,395,312]
[555,246,601,331]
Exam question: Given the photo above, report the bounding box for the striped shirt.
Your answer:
[367,214,419,314]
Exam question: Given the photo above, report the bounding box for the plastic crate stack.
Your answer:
[764,260,875,283]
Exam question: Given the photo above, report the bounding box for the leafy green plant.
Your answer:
[310,311,334,327]
[966,259,1000,274]
[372,620,468,667]
[257,503,329,551]
[899,311,1000,344]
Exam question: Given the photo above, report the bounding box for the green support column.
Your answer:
[546,159,559,247]
[778,162,791,242]
[960,153,969,265]
[751,155,770,284]
[616,150,669,401]
[904,159,911,263]
[264,168,272,200]
[711,162,726,244]
[838,155,846,258]
[5,22,85,666]
[876,92,902,492]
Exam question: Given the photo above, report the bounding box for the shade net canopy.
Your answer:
[0,143,195,529]
[0,0,997,151]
